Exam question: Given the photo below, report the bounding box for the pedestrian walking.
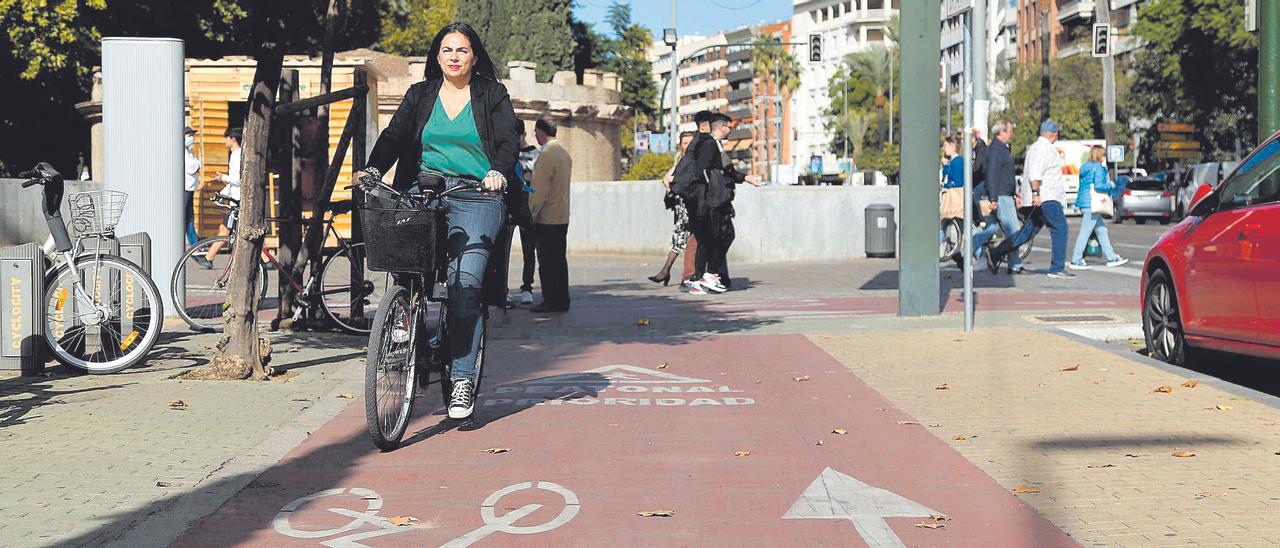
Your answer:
[678,113,762,295]
[183,126,201,248]
[973,120,1026,273]
[195,127,243,269]
[1069,145,1129,270]
[528,115,573,312]
[516,120,538,304]
[988,120,1072,278]
[678,112,716,288]
[647,130,696,286]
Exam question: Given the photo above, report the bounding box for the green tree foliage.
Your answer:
[621,152,673,181]
[750,34,803,99]
[994,55,1131,159]
[379,0,456,56]
[843,46,898,150]
[1129,0,1257,157]
[0,0,382,175]
[455,0,574,82]
[826,62,885,157]
[599,1,656,119]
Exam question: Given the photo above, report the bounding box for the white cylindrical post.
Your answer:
[102,37,185,316]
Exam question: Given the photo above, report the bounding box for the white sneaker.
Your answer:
[1068,261,1091,270]
[687,284,708,295]
[1106,257,1130,268]
[700,273,727,294]
[520,291,534,304]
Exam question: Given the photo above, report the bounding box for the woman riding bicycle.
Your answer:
[362,22,520,420]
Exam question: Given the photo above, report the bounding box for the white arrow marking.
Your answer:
[782,467,940,548]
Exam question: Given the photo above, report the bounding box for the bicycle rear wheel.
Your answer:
[170,236,268,332]
[319,242,391,335]
[365,284,417,451]
[44,255,164,374]
[940,218,963,262]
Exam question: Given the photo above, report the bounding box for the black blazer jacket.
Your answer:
[367,76,520,194]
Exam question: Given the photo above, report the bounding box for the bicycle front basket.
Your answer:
[67,190,128,237]
[358,191,445,274]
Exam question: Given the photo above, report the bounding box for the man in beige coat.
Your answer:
[528,116,573,312]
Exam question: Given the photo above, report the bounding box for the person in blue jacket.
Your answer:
[1069,145,1129,269]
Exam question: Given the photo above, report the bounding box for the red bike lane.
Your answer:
[175,334,1075,547]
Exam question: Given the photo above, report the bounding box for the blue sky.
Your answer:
[573,0,792,41]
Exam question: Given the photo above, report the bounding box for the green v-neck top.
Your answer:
[419,98,489,180]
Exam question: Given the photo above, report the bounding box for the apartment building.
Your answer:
[1017,0,1146,65]
[790,0,899,176]
[649,34,729,135]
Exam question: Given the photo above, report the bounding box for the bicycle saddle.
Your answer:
[327,200,354,215]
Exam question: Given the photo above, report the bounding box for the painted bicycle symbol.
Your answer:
[273,481,579,547]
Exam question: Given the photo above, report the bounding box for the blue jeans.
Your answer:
[1007,200,1068,272]
[971,195,1024,268]
[184,190,198,246]
[1071,209,1119,263]
[442,190,506,382]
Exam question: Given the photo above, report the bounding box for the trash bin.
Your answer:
[1,243,45,375]
[864,203,896,258]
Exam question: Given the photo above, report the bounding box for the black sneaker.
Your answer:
[194,255,214,270]
[448,378,476,419]
[986,250,1003,274]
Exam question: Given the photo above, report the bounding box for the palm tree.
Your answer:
[838,110,874,165]
[845,46,893,150]
[750,34,803,174]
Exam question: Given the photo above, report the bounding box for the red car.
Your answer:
[1142,130,1280,365]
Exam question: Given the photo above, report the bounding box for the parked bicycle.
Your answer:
[20,163,164,374]
[357,176,487,451]
[170,194,389,334]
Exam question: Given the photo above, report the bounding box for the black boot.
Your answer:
[987,241,1011,274]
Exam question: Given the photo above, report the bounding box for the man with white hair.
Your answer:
[988,120,1073,278]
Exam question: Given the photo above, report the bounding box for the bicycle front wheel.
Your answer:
[365,284,417,451]
[44,255,164,374]
[170,236,268,332]
[319,242,391,335]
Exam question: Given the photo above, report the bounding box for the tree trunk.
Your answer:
[274,70,303,325]
[207,47,285,381]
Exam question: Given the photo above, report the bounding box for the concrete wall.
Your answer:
[560,181,900,263]
[1,179,101,247]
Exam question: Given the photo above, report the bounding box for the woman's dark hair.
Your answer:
[224,127,243,145]
[424,22,500,81]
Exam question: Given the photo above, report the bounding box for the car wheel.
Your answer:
[1135,218,1148,225]
[1144,269,1188,366]
[1160,218,1171,225]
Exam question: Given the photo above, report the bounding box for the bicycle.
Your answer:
[941,207,1033,267]
[19,163,164,374]
[357,177,487,451]
[169,195,390,334]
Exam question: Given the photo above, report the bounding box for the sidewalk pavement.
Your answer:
[4,255,1269,547]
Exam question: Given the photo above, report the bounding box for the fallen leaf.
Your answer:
[896,420,921,425]
[754,380,763,384]
[832,428,848,435]
[1213,404,1233,411]
[928,514,952,522]
[1172,450,1196,458]
[290,398,312,403]
[636,511,674,517]
[1060,364,1080,372]
[815,439,824,446]
[386,516,418,527]
[1022,353,1031,357]
[1152,385,1175,393]
[793,375,811,382]
[287,346,300,353]
[952,435,969,441]
[482,448,512,454]
[636,318,651,326]
[1195,492,1226,499]
[1086,464,1116,469]
[935,383,950,390]
[1012,486,1041,494]
[337,393,354,399]
[711,384,721,389]
[733,450,751,457]
[1182,380,1199,388]
[156,481,172,487]
[1124,453,1143,458]
[657,363,669,369]
[914,523,946,529]
[928,423,942,428]
[167,400,189,410]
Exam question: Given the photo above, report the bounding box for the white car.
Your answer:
[1172,161,1239,220]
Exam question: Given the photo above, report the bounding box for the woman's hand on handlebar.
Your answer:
[482,170,506,194]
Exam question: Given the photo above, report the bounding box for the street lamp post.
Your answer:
[664,25,678,152]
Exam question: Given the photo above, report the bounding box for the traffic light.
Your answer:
[809,34,822,63]
[1092,24,1111,57]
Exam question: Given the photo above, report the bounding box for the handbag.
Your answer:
[1090,188,1115,219]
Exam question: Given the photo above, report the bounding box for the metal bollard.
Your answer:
[1,243,45,375]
